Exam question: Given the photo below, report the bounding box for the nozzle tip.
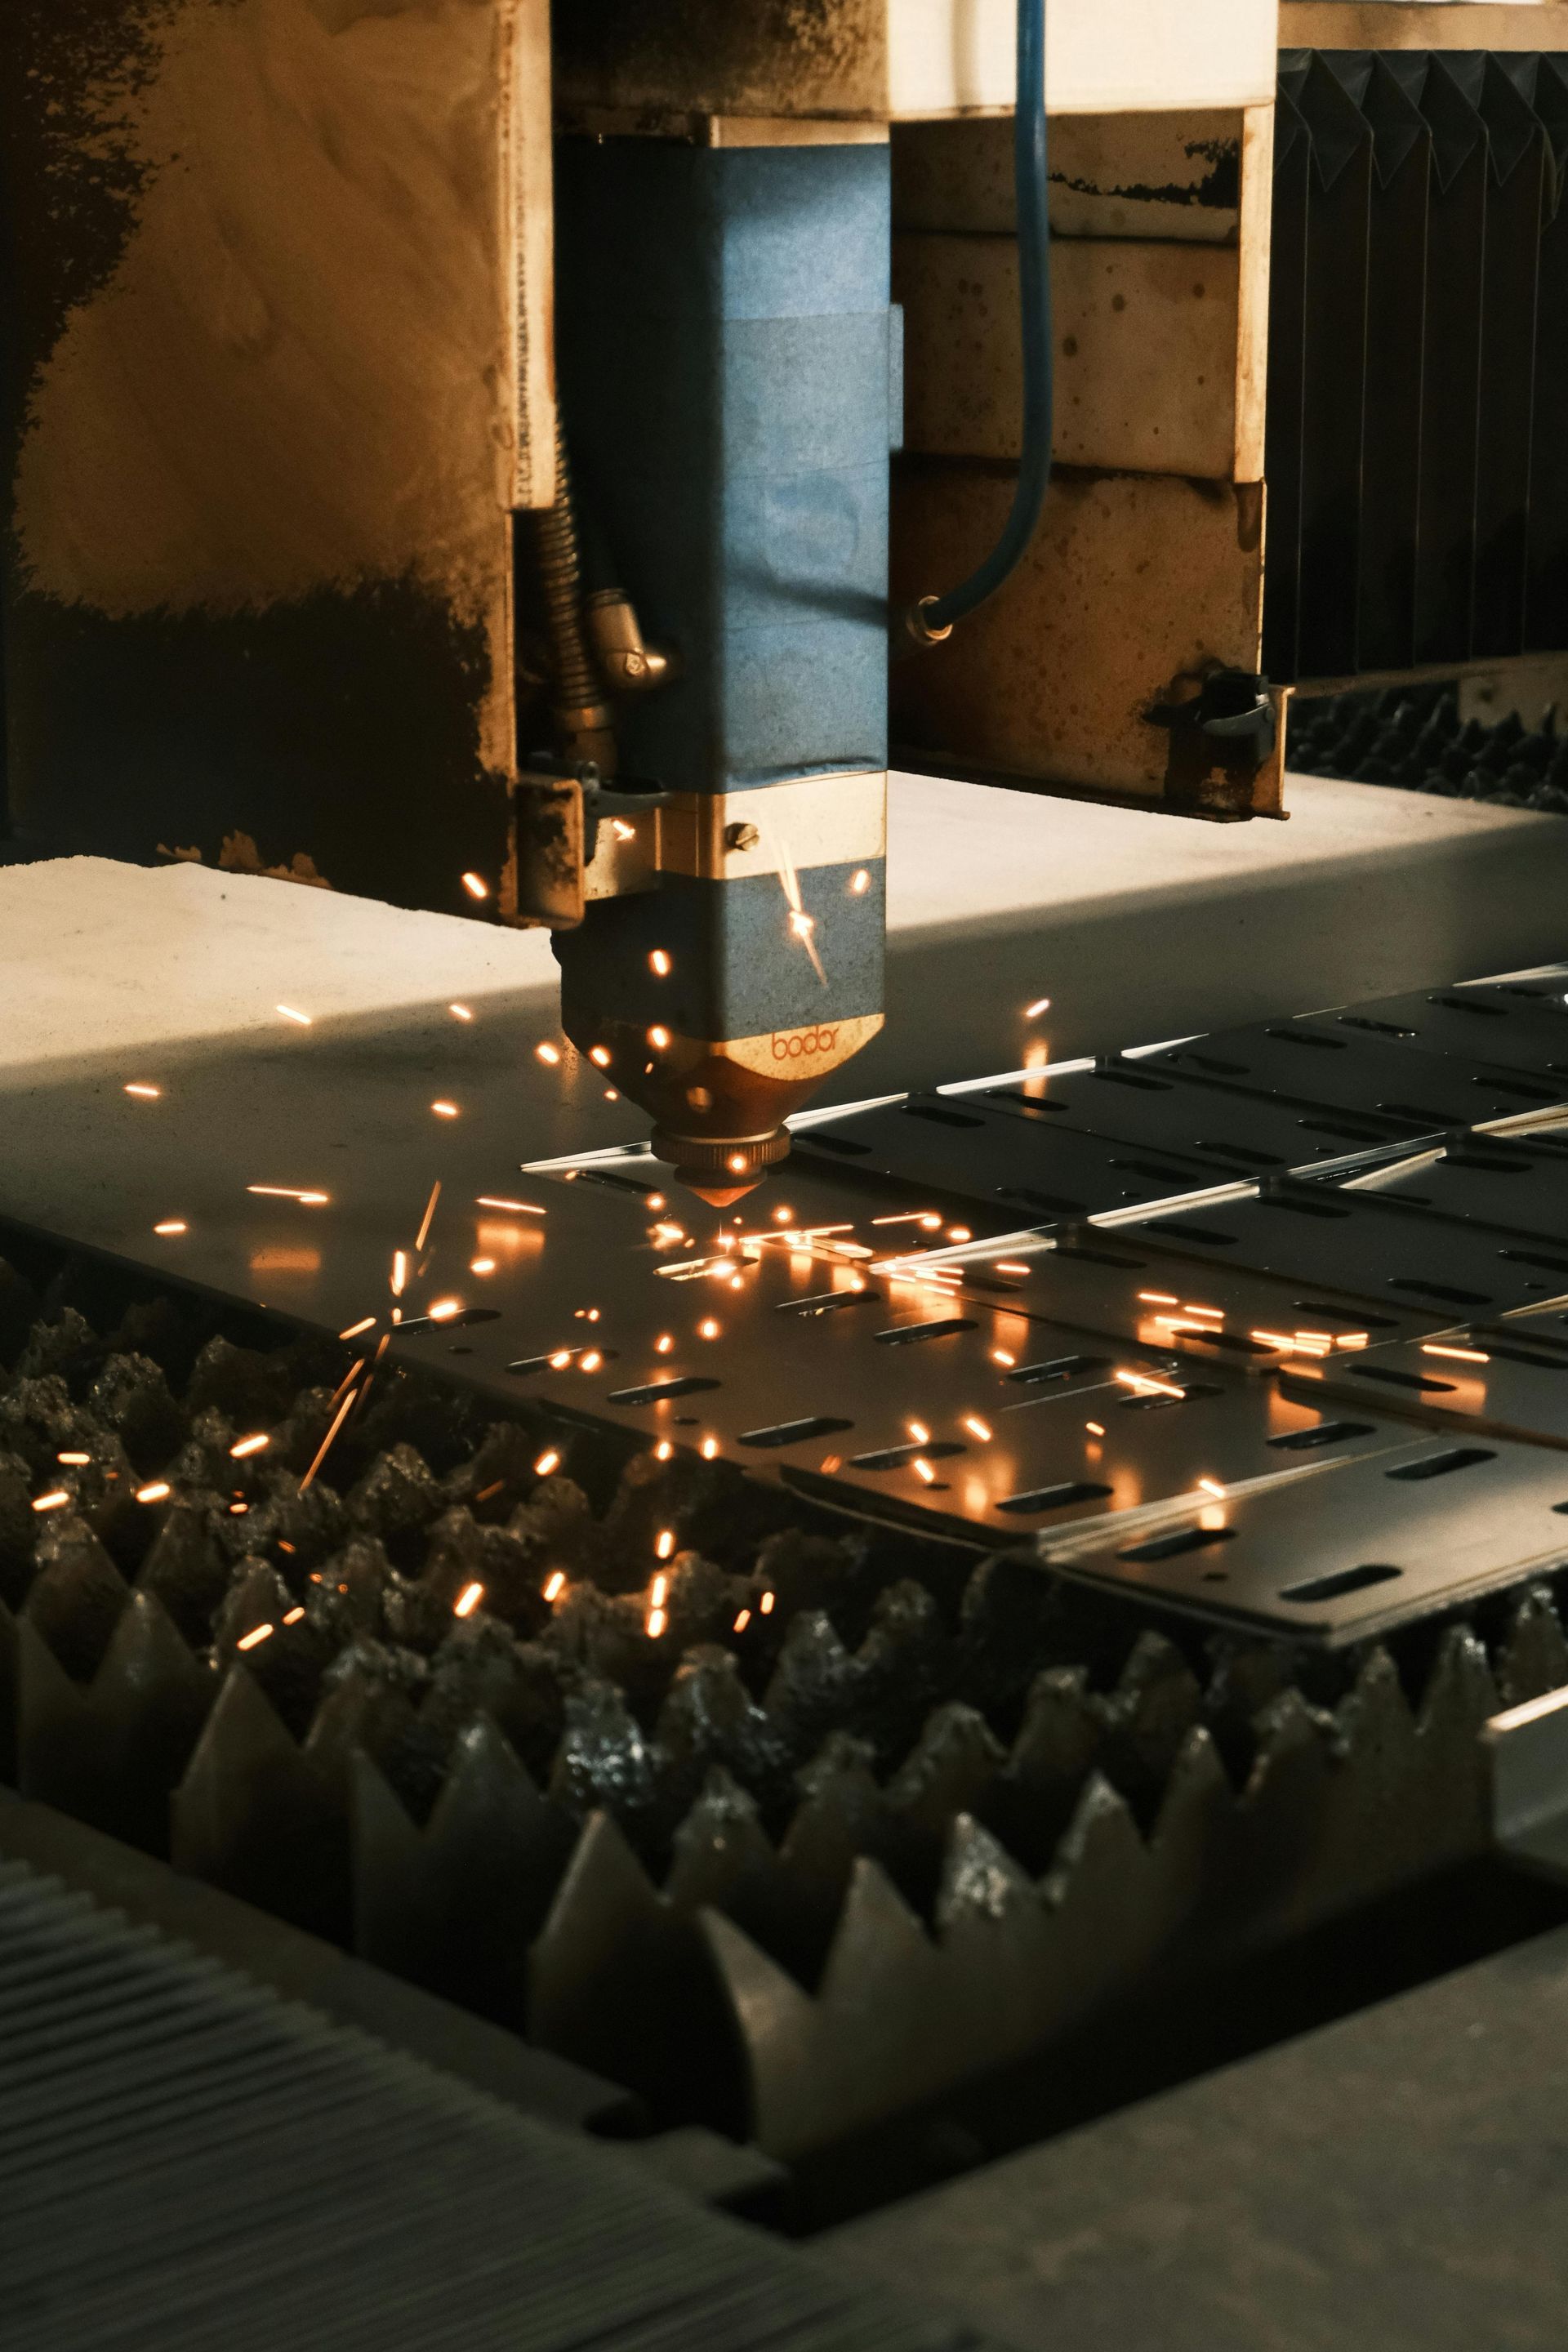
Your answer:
[651,1125,789,1203]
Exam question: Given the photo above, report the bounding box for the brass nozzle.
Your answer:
[650,1124,790,1205]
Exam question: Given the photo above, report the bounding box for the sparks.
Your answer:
[698,1318,720,1340]
[1115,1370,1186,1400]
[461,871,489,900]
[548,1349,572,1370]
[535,1042,561,1067]
[476,1196,545,1215]
[656,1528,676,1561]
[992,1348,1017,1367]
[655,1334,675,1354]
[947,1227,972,1244]
[906,1419,931,1445]
[276,1004,312,1027]
[339,1316,376,1340]
[470,1257,496,1275]
[648,1026,670,1050]
[31,1491,69,1514]
[1138,1290,1180,1307]
[1024,997,1051,1018]
[237,1624,274,1651]
[911,1456,937,1484]
[413,1178,442,1251]
[136,1481,172,1504]
[431,1099,460,1118]
[773,1205,795,1224]
[454,1581,484,1618]
[849,868,871,894]
[993,1262,1031,1277]
[579,1349,604,1373]
[701,1437,719,1460]
[1085,1420,1105,1436]
[1422,1343,1490,1364]
[649,949,672,976]
[299,1388,358,1494]
[1198,1477,1227,1498]
[647,1607,667,1638]
[589,1045,612,1068]
[543,1571,566,1603]
[533,1450,560,1477]
[229,1435,270,1459]
[760,1589,775,1615]
[733,1608,751,1633]
[650,1573,668,1608]
[283,1606,305,1626]
[789,908,815,939]
[427,1298,463,1321]
[56,1452,90,1467]
[654,1440,674,1462]
[391,1251,408,1297]
[449,1002,474,1022]
[154,1220,188,1236]
[123,1083,161,1100]
[1182,1304,1225,1321]
[247,1185,329,1205]
[963,1416,993,1442]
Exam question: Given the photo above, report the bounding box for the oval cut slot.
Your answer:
[901,1099,985,1129]
[1147,1220,1238,1245]
[997,1480,1111,1515]
[1384,1446,1495,1481]
[1386,1278,1490,1307]
[874,1318,977,1345]
[851,1440,967,1471]
[1268,1419,1375,1450]
[1280,1561,1402,1604]
[803,1132,871,1157]
[776,1290,880,1317]
[1349,1365,1457,1393]
[1267,1026,1344,1050]
[740,1416,853,1450]
[1118,1523,1236,1563]
[1488,1343,1568,1370]
[608,1374,719,1405]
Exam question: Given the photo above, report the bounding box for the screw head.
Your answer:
[724,822,760,853]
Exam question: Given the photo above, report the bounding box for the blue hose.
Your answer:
[907,0,1051,644]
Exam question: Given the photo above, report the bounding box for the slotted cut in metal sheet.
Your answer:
[1298,1307,1568,1451]
[1315,974,1568,1080]
[966,1061,1432,1175]
[1043,1430,1568,1643]
[1124,1187,1568,1322]
[1147,1019,1568,1129]
[1316,1133,1568,1247]
[794,1093,1238,1224]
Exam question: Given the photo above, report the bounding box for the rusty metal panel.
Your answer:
[896,233,1245,478]
[890,466,1271,811]
[0,0,552,910]
[893,110,1245,240]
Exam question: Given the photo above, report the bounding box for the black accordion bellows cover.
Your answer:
[1266,51,1568,682]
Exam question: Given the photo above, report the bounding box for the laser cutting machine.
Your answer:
[7,5,1568,2347]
